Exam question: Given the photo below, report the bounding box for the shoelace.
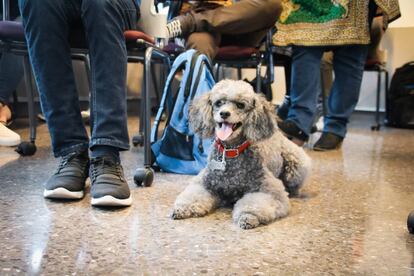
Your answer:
[166,20,182,38]
[90,157,124,183]
[55,152,88,175]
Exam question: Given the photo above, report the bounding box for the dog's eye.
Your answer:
[214,100,224,107]
[236,102,245,109]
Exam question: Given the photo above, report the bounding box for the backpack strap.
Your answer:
[189,54,215,101]
[151,50,201,143]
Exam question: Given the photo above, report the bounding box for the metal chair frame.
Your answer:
[364,63,389,131]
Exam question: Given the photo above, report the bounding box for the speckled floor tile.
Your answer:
[0,114,413,275]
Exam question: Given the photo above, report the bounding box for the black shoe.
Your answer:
[313,132,344,151]
[278,120,308,146]
[43,151,89,199]
[90,157,132,207]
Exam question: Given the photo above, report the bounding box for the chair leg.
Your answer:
[385,70,389,125]
[267,53,274,84]
[133,47,155,188]
[144,49,154,168]
[22,55,37,144]
[255,61,262,93]
[82,54,92,89]
[371,69,381,131]
[132,78,146,147]
[151,63,161,109]
[237,67,242,80]
[284,60,292,97]
[78,53,93,126]
[214,63,220,81]
[15,55,38,156]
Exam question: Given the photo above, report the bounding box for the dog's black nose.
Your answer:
[220,111,231,119]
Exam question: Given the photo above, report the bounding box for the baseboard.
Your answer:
[10,97,156,118]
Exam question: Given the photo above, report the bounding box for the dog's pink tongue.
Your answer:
[217,123,234,141]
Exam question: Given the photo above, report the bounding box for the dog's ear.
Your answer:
[244,94,277,142]
[189,91,215,138]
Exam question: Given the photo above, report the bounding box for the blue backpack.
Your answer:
[151,50,216,174]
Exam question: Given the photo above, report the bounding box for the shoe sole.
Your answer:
[313,142,343,152]
[91,195,132,207]
[0,139,21,147]
[43,187,84,199]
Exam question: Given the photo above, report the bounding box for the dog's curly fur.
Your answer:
[171,80,311,229]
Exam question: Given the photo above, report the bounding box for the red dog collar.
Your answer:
[214,138,251,158]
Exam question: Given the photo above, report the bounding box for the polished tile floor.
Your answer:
[1,114,413,275]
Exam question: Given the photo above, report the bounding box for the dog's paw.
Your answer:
[237,213,260,230]
[171,204,209,220]
[171,207,192,220]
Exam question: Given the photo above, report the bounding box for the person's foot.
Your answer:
[89,157,132,207]
[278,120,308,146]
[0,102,12,123]
[166,14,195,38]
[43,151,89,199]
[0,123,21,146]
[313,132,344,151]
[0,103,20,147]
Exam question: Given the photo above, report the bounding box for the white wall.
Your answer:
[388,0,414,28]
[357,0,414,111]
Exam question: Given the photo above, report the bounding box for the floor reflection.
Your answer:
[0,114,413,274]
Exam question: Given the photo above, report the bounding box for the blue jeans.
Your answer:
[287,45,368,138]
[0,17,23,105]
[19,0,139,157]
[0,52,23,105]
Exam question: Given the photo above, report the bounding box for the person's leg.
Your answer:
[81,0,138,207]
[0,53,23,106]
[186,31,221,60]
[0,52,23,146]
[193,0,281,34]
[367,17,384,61]
[20,0,90,199]
[81,0,138,157]
[19,0,89,157]
[312,51,333,131]
[321,52,333,101]
[276,54,292,120]
[281,46,324,138]
[168,0,281,39]
[323,44,369,138]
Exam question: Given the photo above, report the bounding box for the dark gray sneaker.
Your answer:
[90,157,132,207]
[43,151,89,199]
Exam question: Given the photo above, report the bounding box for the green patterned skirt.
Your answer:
[274,0,400,47]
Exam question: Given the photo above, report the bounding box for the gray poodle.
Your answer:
[171,79,311,229]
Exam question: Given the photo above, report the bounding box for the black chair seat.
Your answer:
[0,21,25,41]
